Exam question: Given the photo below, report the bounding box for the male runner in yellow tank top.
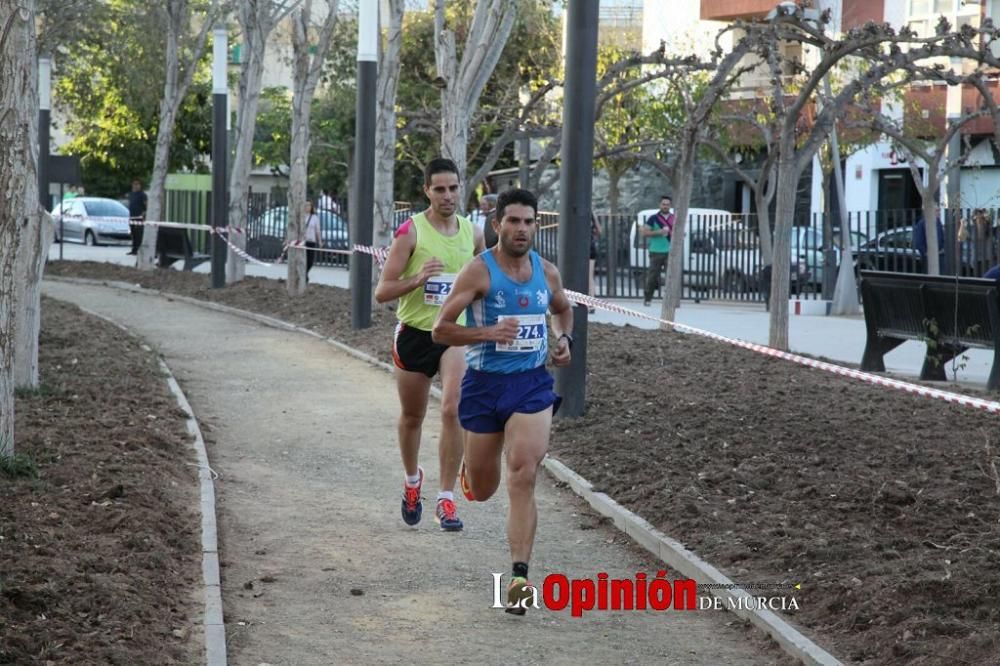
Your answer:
[375,158,485,530]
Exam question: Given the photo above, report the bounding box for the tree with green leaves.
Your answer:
[286,0,339,296]
[54,0,213,197]
[373,0,405,251]
[703,98,779,265]
[855,72,1000,276]
[137,0,223,271]
[389,1,561,205]
[757,9,1000,349]
[227,0,301,284]
[432,0,516,206]
[593,46,649,215]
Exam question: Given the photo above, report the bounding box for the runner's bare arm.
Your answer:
[543,259,573,366]
[432,259,518,346]
[373,223,443,303]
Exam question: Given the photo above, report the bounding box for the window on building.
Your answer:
[907,0,980,38]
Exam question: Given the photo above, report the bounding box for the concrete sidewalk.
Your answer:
[50,242,994,389]
[43,280,776,665]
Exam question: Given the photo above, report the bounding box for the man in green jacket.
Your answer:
[642,195,674,306]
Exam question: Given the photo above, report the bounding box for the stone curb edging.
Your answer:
[48,276,840,666]
[542,458,841,666]
[67,301,227,666]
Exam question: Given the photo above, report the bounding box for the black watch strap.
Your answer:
[559,333,574,349]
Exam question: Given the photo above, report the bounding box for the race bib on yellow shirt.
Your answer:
[424,273,457,306]
[496,314,546,353]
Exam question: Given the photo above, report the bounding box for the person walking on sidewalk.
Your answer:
[303,200,322,281]
[642,195,674,306]
[127,179,147,256]
[432,188,573,614]
[374,157,485,531]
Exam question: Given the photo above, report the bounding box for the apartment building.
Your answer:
[687,0,1000,219]
[808,0,1000,219]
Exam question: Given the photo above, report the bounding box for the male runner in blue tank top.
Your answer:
[432,188,574,615]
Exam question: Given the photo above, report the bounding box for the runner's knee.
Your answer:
[506,455,541,490]
[399,410,425,431]
[439,391,460,420]
[473,478,500,501]
[467,460,501,500]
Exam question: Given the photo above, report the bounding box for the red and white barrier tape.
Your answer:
[565,290,1000,415]
[57,215,247,235]
[75,224,997,413]
[285,240,353,256]
[353,244,390,267]
[213,231,281,268]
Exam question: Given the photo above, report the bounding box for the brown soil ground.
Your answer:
[1,297,201,665]
[45,261,1000,666]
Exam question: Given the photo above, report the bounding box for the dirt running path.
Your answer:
[44,281,777,665]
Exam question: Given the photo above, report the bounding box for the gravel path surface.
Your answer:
[42,281,781,665]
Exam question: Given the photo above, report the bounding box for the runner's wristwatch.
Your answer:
[558,333,573,350]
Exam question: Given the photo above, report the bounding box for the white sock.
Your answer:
[405,473,421,487]
[437,491,454,502]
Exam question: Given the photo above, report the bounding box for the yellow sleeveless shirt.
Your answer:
[396,212,475,331]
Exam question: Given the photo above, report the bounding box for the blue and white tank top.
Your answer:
[465,250,552,374]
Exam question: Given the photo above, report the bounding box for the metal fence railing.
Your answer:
[158,192,1000,302]
[543,208,1000,303]
[243,190,351,268]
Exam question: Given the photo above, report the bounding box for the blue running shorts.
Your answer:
[459,366,562,434]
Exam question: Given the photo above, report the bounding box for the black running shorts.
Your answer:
[392,322,449,378]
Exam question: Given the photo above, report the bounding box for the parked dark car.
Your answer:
[246,206,348,260]
[853,226,976,275]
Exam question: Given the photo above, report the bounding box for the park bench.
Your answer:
[859,270,1000,391]
[157,226,211,271]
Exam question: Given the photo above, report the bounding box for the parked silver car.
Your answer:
[52,198,132,245]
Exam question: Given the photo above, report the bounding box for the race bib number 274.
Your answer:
[496,314,546,353]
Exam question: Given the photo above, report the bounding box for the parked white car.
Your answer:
[630,208,763,291]
[52,198,132,245]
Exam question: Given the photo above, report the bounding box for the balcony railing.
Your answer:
[700,0,777,22]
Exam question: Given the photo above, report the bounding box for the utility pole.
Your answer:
[212,25,229,289]
[351,0,377,329]
[38,55,51,213]
[554,0,598,417]
[211,26,229,289]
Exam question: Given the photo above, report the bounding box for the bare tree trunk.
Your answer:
[831,222,858,313]
[138,4,180,270]
[287,0,339,297]
[433,0,516,205]
[287,86,310,295]
[373,0,404,252]
[923,188,941,276]
[0,2,39,454]
[607,164,624,215]
[755,184,774,266]
[831,178,862,315]
[139,0,214,271]
[14,212,53,388]
[768,155,798,350]
[661,140,695,327]
[227,5,272,284]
